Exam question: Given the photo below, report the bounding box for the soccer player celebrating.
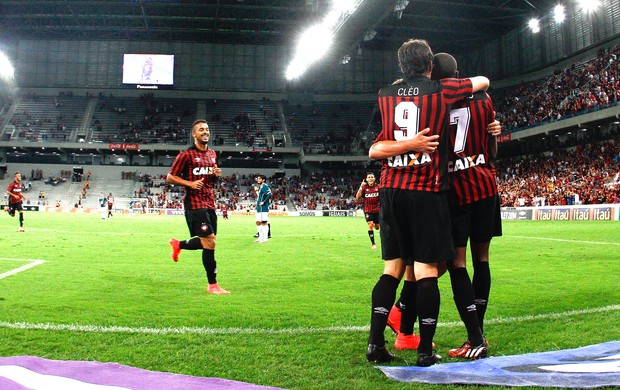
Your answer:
[432,52,502,359]
[254,174,272,243]
[355,172,380,249]
[6,172,27,232]
[167,119,230,294]
[366,38,490,366]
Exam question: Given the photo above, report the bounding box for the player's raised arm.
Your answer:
[469,76,489,92]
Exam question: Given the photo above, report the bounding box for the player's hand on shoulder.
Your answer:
[409,127,439,154]
[487,120,502,136]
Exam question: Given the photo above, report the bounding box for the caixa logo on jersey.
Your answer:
[192,166,214,175]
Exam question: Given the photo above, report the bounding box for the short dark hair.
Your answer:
[431,52,458,80]
[191,119,208,130]
[366,172,375,177]
[258,174,267,181]
[398,39,433,77]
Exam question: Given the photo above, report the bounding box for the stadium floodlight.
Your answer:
[285,23,334,80]
[576,0,600,13]
[0,51,15,80]
[528,18,541,33]
[285,0,364,80]
[332,0,359,14]
[553,4,565,23]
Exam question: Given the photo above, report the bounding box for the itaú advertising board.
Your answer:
[501,205,619,221]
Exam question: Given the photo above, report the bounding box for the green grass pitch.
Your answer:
[1,212,619,389]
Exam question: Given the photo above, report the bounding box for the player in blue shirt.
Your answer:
[254,175,272,243]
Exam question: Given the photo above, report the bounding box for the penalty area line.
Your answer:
[0,305,617,336]
[0,259,46,280]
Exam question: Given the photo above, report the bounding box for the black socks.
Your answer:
[368,274,400,346]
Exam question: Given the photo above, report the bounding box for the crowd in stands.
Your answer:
[497,137,620,207]
[494,44,620,133]
[286,172,358,210]
[93,93,190,144]
[207,98,278,148]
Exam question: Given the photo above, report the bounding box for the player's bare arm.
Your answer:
[166,173,204,190]
[369,128,439,160]
[356,182,365,200]
[469,76,490,92]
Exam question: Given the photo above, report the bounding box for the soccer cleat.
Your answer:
[18,227,25,232]
[207,283,230,294]
[394,333,421,350]
[394,333,436,350]
[169,238,181,262]
[416,351,442,367]
[253,232,259,238]
[386,305,401,334]
[366,344,395,363]
[448,340,488,359]
[371,244,377,249]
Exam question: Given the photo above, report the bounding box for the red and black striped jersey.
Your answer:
[6,181,23,204]
[169,145,219,210]
[361,184,381,213]
[375,75,473,192]
[447,91,498,205]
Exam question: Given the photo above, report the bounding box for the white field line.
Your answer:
[508,235,620,246]
[0,258,46,280]
[6,228,368,238]
[0,305,617,336]
[7,228,620,244]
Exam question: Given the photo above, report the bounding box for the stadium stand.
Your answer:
[89,93,194,145]
[282,100,375,154]
[8,93,88,142]
[204,98,281,148]
[497,136,620,207]
[493,45,620,133]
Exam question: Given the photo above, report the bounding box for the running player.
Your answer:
[355,172,380,249]
[6,172,27,232]
[167,119,230,294]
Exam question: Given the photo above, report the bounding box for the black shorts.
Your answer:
[450,194,502,247]
[365,212,380,224]
[8,203,23,216]
[380,188,455,264]
[185,208,217,237]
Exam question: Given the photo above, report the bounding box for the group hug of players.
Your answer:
[358,41,502,367]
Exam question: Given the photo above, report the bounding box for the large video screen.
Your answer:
[122,54,174,85]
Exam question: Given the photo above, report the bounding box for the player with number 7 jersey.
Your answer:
[447,93,498,205]
[375,76,474,192]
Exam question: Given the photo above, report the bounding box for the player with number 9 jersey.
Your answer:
[375,76,474,192]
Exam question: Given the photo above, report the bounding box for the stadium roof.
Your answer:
[0,0,558,55]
